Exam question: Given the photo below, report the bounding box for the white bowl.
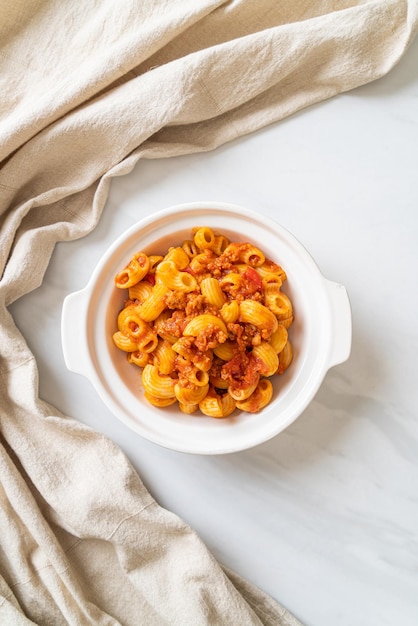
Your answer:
[61,202,351,454]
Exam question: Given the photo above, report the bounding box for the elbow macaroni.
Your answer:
[113,227,294,418]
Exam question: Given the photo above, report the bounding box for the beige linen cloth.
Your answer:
[0,1,417,625]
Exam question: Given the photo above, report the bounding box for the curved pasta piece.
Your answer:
[265,291,293,320]
[189,251,214,274]
[184,367,209,387]
[251,342,279,376]
[192,369,209,386]
[239,300,278,338]
[117,304,137,331]
[174,383,209,405]
[183,314,227,337]
[262,274,283,290]
[269,324,288,354]
[199,389,236,418]
[213,341,235,361]
[137,283,169,322]
[153,340,176,375]
[280,316,294,330]
[155,331,178,345]
[115,253,150,288]
[257,260,287,282]
[112,331,138,352]
[118,308,156,351]
[165,246,190,270]
[238,245,265,267]
[220,300,240,324]
[118,311,158,353]
[219,273,242,290]
[223,243,265,266]
[156,260,198,293]
[127,350,149,368]
[236,379,273,413]
[211,234,229,255]
[142,364,177,398]
[128,281,153,303]
[148,255,164,271]
[193,226,215,250]
[278,340,293,374]
[182,240,199,259]
[200,277,226,308]
[138,333,158,354]
[144,392,177,408]
[228,377,259,401]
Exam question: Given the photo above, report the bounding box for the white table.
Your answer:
[10,35,418,626]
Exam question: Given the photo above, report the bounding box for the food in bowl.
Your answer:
[61,202,352,454]
[112,226,295,418]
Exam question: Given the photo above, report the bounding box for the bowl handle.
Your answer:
[324,279,352,368]
[61,287,92,377]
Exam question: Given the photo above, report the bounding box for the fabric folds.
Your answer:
[0,1,417,624]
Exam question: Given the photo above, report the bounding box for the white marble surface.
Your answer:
[10,36,418,626]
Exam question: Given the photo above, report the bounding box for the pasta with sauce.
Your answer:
[113,226,294,417]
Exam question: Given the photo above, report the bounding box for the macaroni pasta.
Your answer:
[113,227,294,417]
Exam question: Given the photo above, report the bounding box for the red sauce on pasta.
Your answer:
[113,227,294,417]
